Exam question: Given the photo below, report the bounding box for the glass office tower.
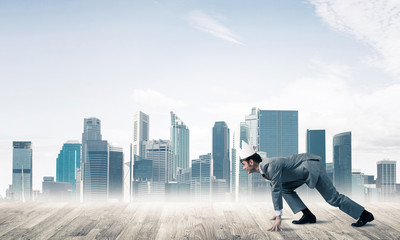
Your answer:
[170,112,189,181]
[145,140,173,183]
[56,141,81,197]
[258,110,298,157]
[12,141,32,202]
[191,153,211,201]
[306,129,326,168]
[83,140,108,202]
[108,144,124,201]
[377,160,397,201]
[212,121,230,192]
[333,131,352,196]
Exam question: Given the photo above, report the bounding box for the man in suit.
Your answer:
[239,141,374,232]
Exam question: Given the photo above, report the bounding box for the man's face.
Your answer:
[241,159,258,174]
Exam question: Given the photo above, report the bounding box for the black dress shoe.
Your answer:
[352,210,374,227]
[292,214,316,224]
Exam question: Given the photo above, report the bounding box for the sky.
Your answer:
[1,0,400,196]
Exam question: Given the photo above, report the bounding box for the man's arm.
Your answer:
[269,162,283,212]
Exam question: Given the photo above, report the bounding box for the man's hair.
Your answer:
[240,153,262,163]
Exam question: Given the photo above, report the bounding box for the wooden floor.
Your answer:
[0,202,399,240]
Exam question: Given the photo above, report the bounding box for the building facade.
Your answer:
[333,131,352,196]
[306,129,326,168]
[83,140,108,201]
[145,140,173,183]
[170,112,189,181]
[377,160,396,201]
[133,111,149,158]
[12,141,33,202]
[191,153,212,201]
[56,141,81,197]
[108,144,124,201]
[212,121,230,192]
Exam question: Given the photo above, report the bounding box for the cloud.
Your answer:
[187,10,244,45]
[309,0,400,80]
[132,89,186,109]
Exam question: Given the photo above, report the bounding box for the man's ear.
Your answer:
[249,159,254,165]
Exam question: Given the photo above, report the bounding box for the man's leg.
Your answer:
[282,182,316,224]
[282,182,307,214]
[315,172,366,220]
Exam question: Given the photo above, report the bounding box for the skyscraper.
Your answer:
[352,170,365,202]
[170,112,189,181]
[306,129,326,168]
[108,144,124,201]
[145,140,173,183]
[377,160,396,201]
[191,153,212,201]
[232,122,251,201]
[212,121,230,192]
[81,117,108,202]
[250,109,298,199]
[333,131,352,196]
[12,141,32,202]
[81,117,102,198]
[132,111,149,158]
[245,107,258,148]
[83,140,108,201]
[82,117,102,166]
[56,140,81,197]
[258,110,298,157]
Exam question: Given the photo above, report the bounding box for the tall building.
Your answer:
[131,111,149,200]
[333,131,352,196]
[249,109,298,199]
[82,118,102,166]
[83,140,108,201]
[56,141,81,197]
[306,129,326,168]
[170,112,189,181]
[133,111,149,158]
[145,140,173,183]
[377,160,396,201]
[81,117,102,200]
[212,121,230,192]
[352,170,365,202]
[245,107,258,147]
[12,141,33,202]
[232,122,251,201]
[133,155,153,181]
[191,153,212,201]
[108,144,124,201]
[258,110,298,157]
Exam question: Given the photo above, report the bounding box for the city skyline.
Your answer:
[3,113,399,201]
[1,1,400,195]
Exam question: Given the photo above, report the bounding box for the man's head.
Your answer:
[240,153,262,174]
[239,140,262,174]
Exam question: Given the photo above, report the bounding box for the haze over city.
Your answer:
[1,0,399,196]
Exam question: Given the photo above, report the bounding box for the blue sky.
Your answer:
[1,0,399,195]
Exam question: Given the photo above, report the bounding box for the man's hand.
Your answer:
[270,214,276,220]
[268,215,282,232]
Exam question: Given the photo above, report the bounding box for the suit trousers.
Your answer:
[282,169,364,219]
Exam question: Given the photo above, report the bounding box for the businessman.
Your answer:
[239,141,374,232]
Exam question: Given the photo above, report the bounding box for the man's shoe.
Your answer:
[292,214,316,224]
[352,210,374,227]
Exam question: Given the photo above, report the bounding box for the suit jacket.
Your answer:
[259,153,322,211]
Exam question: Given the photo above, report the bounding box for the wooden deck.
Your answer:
[0,202,399,240]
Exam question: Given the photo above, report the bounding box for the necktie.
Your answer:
[262,174,270,180]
